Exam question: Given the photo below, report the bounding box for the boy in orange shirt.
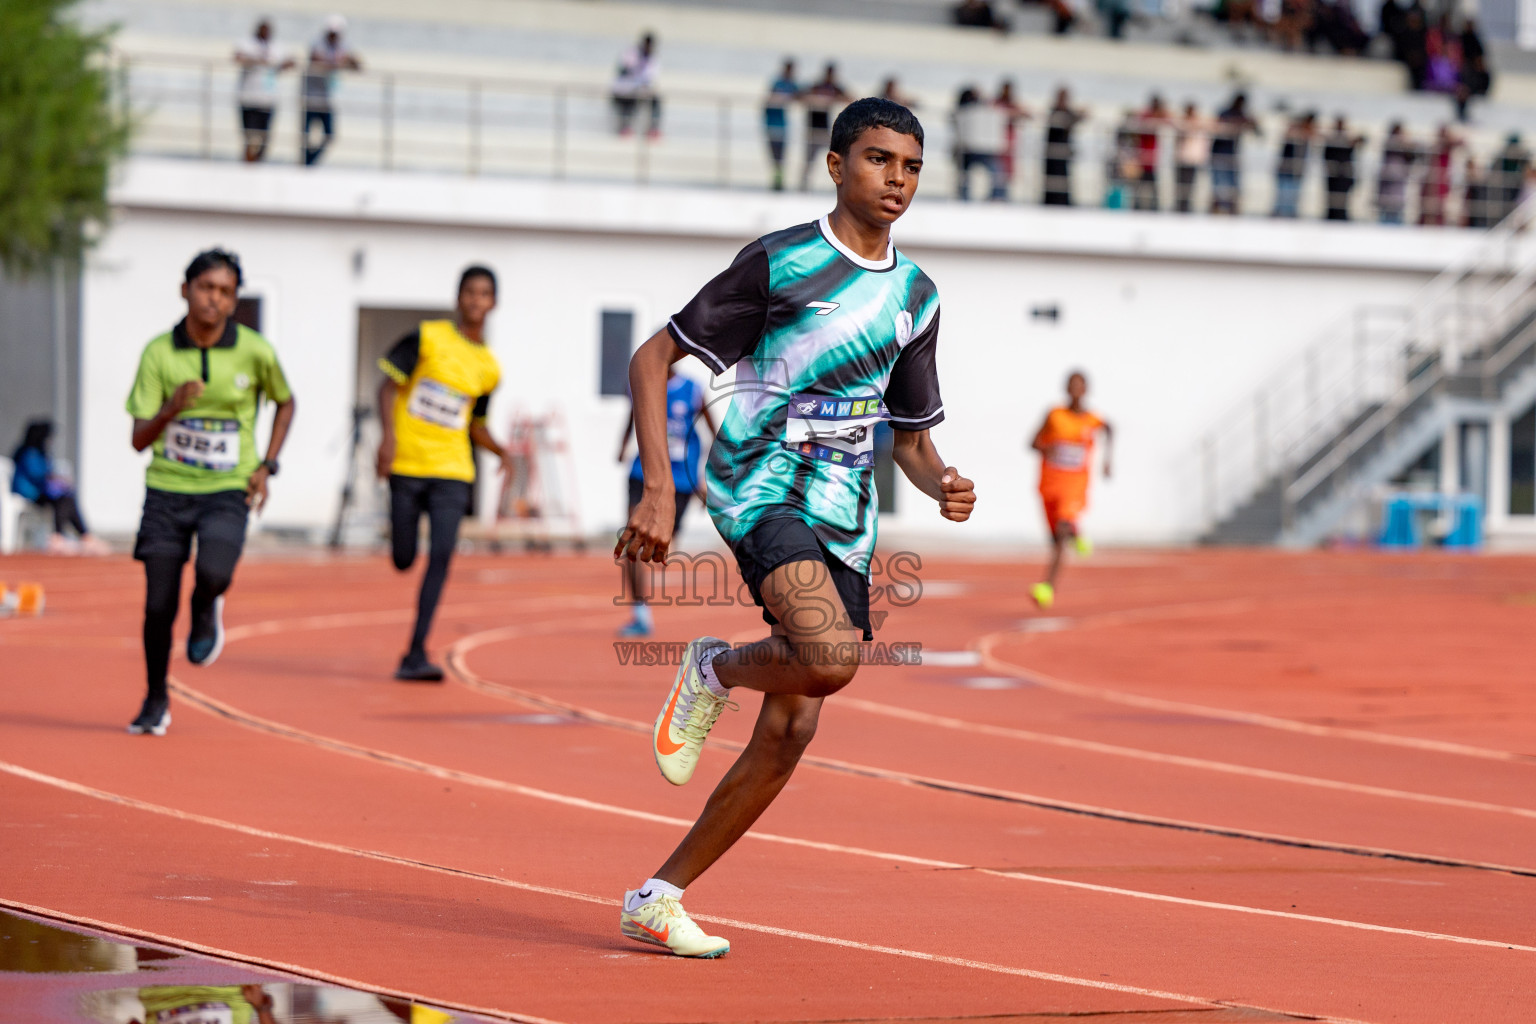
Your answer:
[1030,371,1112,608]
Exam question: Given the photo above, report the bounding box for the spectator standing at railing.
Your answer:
[1272,111,1316,218]
[1418,125,1460,226]
[1463,157,1494,229]
[954,0,1010,31]
[800,63,851,191]
[234,19,293,163]
[881,77,921,109]
[995,80,1030,192]
[301,15,362,166]
[764,60,799,191]
[953,87,1009,201]
[1173,102,1210,213]
[1492,132,1529,222]
[612,32,662,138]
[1042,88,1086,206]
[1375,121,1417,224]
[1322,116,1363,221]
[1132,94,1170,211]
[1209,92,1258,215]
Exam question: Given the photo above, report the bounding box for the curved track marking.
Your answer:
[165,662,1536,948]
[1,760,1360,1023]
[0,898,558,1024]
[444,629,1536,880]
[833,696,1536,820]
[978,630,1536,765]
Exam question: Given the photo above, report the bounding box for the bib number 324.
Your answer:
[165,418,241,471]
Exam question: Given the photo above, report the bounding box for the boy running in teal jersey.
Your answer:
[615,98,977,957]
[125,250,295,736]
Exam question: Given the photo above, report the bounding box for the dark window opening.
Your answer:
[1512,403,1535,516]
[234,297,262,333]
[599,310,634,397]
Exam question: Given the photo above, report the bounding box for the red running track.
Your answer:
[1,548,1534,1022]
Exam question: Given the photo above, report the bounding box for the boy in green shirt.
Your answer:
[124,249,296,736]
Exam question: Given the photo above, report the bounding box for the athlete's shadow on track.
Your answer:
[1,713,133,734]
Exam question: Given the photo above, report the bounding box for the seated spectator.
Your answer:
[953,87,1009,200]
[1309,0,1369,53]
[1273,0,1315,52]
[1456,16,1491,122]
[1376,121,1418,224]
[954,0,1010,30]
[1423,14,1463,95]
[1099,0,1133,39]
[9,420,108,555]
[612,32,662,138]
[1398,7,1430,90]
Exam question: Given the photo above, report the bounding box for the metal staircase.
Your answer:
[1198,198,1536,546]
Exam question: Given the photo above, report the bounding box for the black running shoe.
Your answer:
[187,595,225,667]
[395,653,445,683]
[127,695,171,736]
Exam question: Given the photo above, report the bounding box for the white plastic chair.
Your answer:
[0,457,22,555]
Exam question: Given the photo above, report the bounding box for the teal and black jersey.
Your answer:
[667,215,943,576]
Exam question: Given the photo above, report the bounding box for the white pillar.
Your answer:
[1488,409,1511,531]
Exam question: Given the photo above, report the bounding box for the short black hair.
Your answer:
[830,97,924,158]
[458,265,497,297]
[185,248,242,288]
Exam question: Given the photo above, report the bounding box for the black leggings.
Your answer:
[389,476,471,657]
[142,544,241,700]
[38,492,87,536]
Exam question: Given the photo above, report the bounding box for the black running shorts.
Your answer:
[733,513,872,641]
[133,488,250,564]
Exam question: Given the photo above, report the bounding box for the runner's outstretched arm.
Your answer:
[247,395,295,512]
[615,327,686,563]
[1029,415,1052,456]
[130,381,205,451]
[469,418,516,477]
[375,378,398,480]
[1100,420,1114,478]
[891,427,975,522]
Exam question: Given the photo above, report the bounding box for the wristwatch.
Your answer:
[261,459,280,476]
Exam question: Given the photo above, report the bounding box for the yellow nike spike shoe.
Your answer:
[1030,582,1055,609]
[1074,534,1094,557]
[621,892,730,958]
[652,636,736,786]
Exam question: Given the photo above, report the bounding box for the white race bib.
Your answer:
[154,1003,235,1024]
[407,378,471,430]
[164,419,241,472]
[1047,441,1088,471]
[782,393,884,470]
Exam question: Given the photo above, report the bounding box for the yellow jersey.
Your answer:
[380,319,501,482]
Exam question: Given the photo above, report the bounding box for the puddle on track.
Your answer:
[0,909,489,1023]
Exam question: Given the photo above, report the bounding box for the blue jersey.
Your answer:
[631,374,707,492]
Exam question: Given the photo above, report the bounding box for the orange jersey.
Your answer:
[1037,406,1104,493]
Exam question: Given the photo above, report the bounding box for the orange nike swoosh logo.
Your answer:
[635,921,669,942]
[656,678,685,756]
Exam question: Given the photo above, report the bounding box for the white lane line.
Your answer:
[220,594,609,644]
[0,760,1308,1020]
[443,635,1536,881]
[170,671,1536,952]
[0,896,561,1024]
[833,696,1536,821]
[978,631,1536,765]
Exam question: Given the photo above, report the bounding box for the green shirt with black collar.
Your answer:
[126,318,292,495]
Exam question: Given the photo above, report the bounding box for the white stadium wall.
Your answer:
[78,158,1477,547]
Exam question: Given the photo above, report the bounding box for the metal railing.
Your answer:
[117,52,1513,223]
[1191,191,1536,537]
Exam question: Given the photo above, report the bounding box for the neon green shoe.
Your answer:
[1075,534,1094,557]
[1030,582,1055,609]
[621,892,730,958]
[652,636,736,786]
